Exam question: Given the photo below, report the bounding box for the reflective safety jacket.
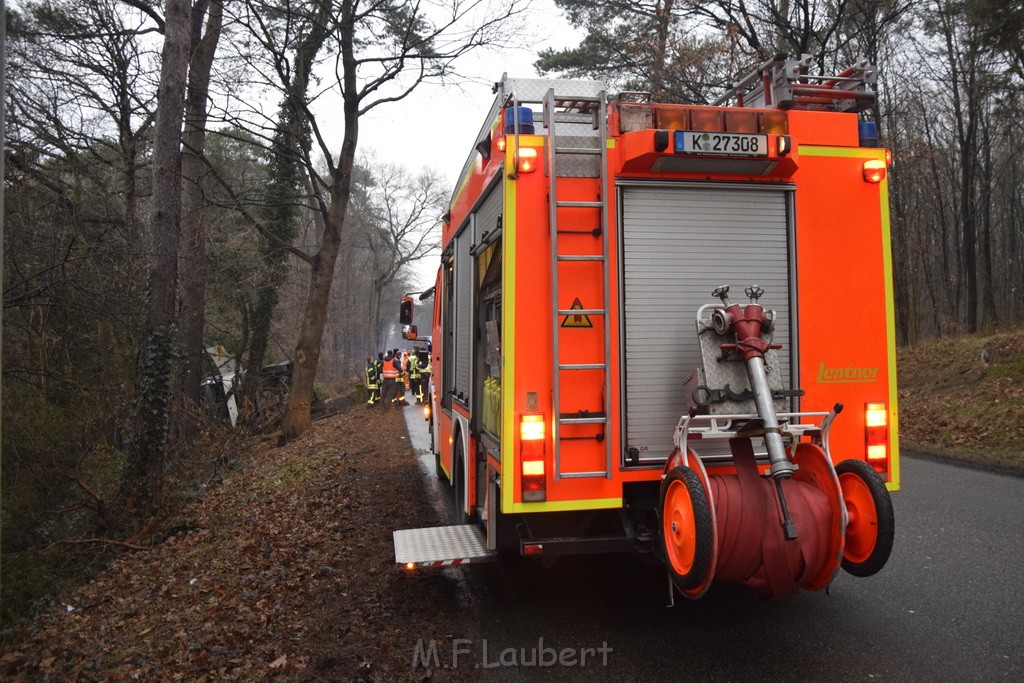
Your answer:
[365,363,379,388]
[382,356,400,379]
[408,355,420,379]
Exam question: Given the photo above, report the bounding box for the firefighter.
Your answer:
[381,349,400,407]
[416,345,431,404]
[407,346,421,405]
[398,348,410,391]
[364,357,380,407]
[389,349,409,406]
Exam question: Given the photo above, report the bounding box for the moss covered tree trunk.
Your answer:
[280,4,358,440]
[126,0,192,512]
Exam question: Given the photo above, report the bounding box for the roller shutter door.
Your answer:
[453,185,502,406]
[474,184,502,244]
[453,226,472,405]
[620,185,793,463]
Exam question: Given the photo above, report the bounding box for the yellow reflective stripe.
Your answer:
[798,145,881,158]
[879,174,901,491]
[502,169,516,513]
[798,144,900,490]
[509,497,623,514]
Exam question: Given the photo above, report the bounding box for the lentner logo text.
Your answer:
[817,362,879,383]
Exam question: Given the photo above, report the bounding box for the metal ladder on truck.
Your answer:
[713,53,877,112]
[543,87,613,481]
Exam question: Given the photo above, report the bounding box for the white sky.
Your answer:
[347,1,583,289]
[357,1,582,190]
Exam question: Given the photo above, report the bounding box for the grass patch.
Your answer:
[258,454,315,493]
[898,326,1024,474]
[257,441,334,493]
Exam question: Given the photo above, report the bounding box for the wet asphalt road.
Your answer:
[401,405,1024,680]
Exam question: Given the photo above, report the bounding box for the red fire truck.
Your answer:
[395,54,898,599]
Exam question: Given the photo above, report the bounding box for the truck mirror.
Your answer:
[400,297,414,325]
[403,325,418,340]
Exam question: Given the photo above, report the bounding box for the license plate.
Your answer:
[674,131,769,157]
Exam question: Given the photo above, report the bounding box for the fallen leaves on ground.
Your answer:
[1,404,473,680]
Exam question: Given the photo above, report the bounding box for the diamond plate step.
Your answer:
[393,525,496,568]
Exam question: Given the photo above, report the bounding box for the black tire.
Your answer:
[659,465,714,591]
[492,486,520,556]
[836,459,895,578]
[434,449,447,482]
[451,438,468,525]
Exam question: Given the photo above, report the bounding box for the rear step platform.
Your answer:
[393,525,497,568]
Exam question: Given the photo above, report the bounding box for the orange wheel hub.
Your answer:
[663,479,697,576]
[840,471,878,564]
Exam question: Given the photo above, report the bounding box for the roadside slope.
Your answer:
[1,405,470,680]
[898,326,1024,474]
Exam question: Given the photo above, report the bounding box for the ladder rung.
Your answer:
[557,254,604,262]
[558,308,604,316]
[558,363,606,370]
[558,417,608,425]
[554,96,600,105]
[556,201,603,208]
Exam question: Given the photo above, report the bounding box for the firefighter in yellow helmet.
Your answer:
[408,345,422,405]
[364,356,380,407]
[416,345,431,405]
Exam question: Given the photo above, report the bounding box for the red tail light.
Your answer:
[521,413,546,502]
[865,402,889,474]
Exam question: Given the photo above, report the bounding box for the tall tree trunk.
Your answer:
[127,0,192,512]
[651,0,674,101]
[919,104,958,329]
[281,3,359,440]
[978,110,998,328]
[1008,156,1022,322]
[180,0,224,413]
[941,2,981,332]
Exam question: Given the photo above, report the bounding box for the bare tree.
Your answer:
[359,163,444,351]
[225,0,526,439]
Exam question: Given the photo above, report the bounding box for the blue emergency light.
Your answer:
[504,106,535,134]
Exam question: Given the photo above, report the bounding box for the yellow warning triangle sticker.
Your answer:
[561,297,593,328]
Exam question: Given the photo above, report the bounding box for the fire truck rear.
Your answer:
[395,54,898,599]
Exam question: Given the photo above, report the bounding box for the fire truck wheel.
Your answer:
[659,465,714,590]
[434,450,448,483]
[452,439,468,525]
[836,459,895,577]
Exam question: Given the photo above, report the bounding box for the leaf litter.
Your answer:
[1,405,475,680]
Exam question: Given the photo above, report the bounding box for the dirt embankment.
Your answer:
[898,326,1024,474]
[1,405,472,681]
